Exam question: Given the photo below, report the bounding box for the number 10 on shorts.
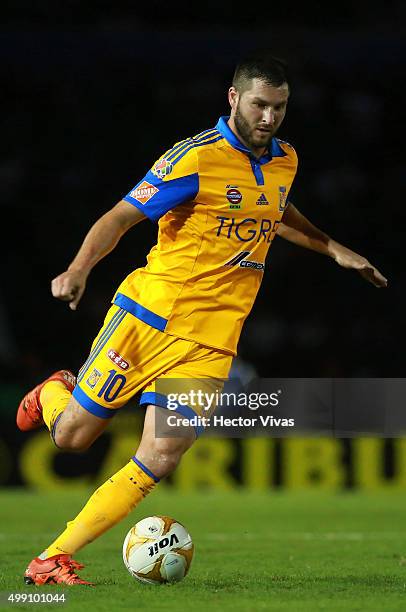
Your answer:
[97,369,127,403]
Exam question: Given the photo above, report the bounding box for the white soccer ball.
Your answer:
[122,516,194,584]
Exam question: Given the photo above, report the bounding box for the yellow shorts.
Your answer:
[73,305,233,435]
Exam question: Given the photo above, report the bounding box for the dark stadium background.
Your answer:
[1,3,404,431]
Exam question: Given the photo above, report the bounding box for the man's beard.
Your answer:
[234,102,275,150]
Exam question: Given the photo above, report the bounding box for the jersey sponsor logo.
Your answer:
[216,215,280,243]
[151,158,173,179]
[256,193,269,206]
[107,348,130,371]
[86,368,102,389]
[130,181,159,204]
[240,259,265,270]
[225,251,265,271]
[226,185,243,208]
[278,186,288,211]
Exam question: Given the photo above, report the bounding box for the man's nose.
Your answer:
[262,108,275,124]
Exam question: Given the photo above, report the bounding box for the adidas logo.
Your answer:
[256,193,269,205]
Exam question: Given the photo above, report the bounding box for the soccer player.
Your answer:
[17,54,387,585]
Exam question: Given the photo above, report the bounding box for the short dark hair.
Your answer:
[232,53,289,93]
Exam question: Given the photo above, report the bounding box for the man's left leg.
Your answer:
[24,405,195,585]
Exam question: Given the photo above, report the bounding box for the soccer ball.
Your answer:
[122,516,194,584]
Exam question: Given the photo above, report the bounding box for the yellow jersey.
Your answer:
[114,116,298,355]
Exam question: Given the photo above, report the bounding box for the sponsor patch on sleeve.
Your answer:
[130,181,159,205]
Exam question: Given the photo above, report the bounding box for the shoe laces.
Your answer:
[56,558,88,585]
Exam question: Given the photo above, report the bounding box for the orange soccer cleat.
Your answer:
[24,554,93,586]
[16,370,76,432]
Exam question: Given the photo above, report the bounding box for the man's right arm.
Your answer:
[51,200,146,310]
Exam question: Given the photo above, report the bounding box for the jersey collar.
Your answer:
[215,116,286,164]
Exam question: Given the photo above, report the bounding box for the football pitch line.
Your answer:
[205,531,406,541]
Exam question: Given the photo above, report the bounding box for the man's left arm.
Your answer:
[277,202,387,288]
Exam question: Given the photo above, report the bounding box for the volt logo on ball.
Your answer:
[148,533,180,557]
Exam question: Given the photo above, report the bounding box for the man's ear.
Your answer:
[228,86,239,111]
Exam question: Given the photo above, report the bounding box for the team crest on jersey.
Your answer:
[86,368,102,389]
[130,181,159,205]
[152,158,173,179]
[278,186,288,211]
[256,193,269,206]
[226,185,242,209]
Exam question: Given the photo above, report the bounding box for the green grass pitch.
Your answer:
[1,489,406,611]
